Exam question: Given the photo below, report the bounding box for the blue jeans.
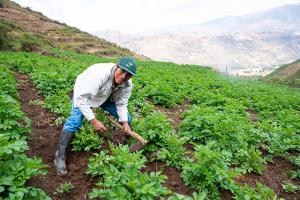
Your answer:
[63,100,132,133]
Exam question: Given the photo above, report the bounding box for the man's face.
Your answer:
[114,66,132,85]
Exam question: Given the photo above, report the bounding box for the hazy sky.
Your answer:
[13,0,300,34]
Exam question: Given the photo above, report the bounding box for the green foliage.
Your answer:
[234,147,265,174]
[0,22,13,50]
[286,170,300,179]
[282,181,300,193]
[0,67,49,199]
[0,135,28,158]
[0,94,31,140]
[20,33,41,52]
[0,67,18,99]
[288,155,300,168]
[87,144,171,199]
[23,187,51,200]
[0,0,5,8]
[163,190,209,200]
[0,155,47,191]
[54,182,74,195]
[44,90,72,117]
[257,119,300,155]
[181,144,234,199]
[179,105,265,174]
[0,68,31,141]
[72,123,103,151]
[157,134,188,168]
[134,112,174,153]
[228,182,280,200]
[1,51,300,198]
[179,105,252,143]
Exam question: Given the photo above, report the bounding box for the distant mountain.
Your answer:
[0,0,141,58]
[93,30,133,44]
[181,4,300,35]
[94,4,300,74]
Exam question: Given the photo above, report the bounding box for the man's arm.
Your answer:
[115,83,133,133]
[115,82,132,118]
[76,96,108,132]
[74,65,110,131]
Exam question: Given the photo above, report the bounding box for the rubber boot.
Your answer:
[54,129,74,175]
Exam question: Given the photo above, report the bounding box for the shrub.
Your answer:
[0,23,12,50]
[0,0,5,8]
[20,33,41,52]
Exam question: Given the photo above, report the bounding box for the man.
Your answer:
[54,56,137,175]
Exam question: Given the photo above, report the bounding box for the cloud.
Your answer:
[12,0,300,34]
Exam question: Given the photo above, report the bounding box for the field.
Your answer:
[1,50,300,200]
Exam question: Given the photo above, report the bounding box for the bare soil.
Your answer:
[0,7,63,33]
[154,100,190,131]
[16,72,95,200]
[236,157,300,200]
[270,62,300,80]
[246,108,258,122]
[142,161,195,196]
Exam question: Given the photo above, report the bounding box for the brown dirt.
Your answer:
[235,157,300,200]
[246,108,258,122]
[15,72,95,200]
[271,62,300,80]
[0,1,144,59]
[142,161,233,199]
[0,7,63,33]
[141,161,195,196]
[155,100,190,131]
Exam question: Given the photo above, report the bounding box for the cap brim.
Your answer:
[118,65,136,76]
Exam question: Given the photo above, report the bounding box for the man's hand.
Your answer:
[90,118,107,132]
[121,121,131,134]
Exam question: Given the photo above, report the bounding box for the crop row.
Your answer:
[0,66,50,199]
[1,51,299,199]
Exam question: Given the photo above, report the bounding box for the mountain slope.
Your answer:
[263,59,300,87]
[0,0,141,58]
[94,3,300,74]
[189,3,300,35]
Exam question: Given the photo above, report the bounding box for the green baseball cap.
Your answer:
[118,56,137,76]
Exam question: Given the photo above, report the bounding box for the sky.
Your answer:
[13,0,300,34]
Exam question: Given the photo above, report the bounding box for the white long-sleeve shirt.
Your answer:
[73,63,133,121]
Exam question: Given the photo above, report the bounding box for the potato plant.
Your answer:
[87,144,171,199]
[0,67,50,199]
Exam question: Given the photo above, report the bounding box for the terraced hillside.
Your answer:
[0,0,142,58]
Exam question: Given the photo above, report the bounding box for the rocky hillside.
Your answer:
[0,0,141,58]
[263,59,300,87]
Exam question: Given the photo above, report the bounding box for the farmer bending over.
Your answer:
[54,56,137,175]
